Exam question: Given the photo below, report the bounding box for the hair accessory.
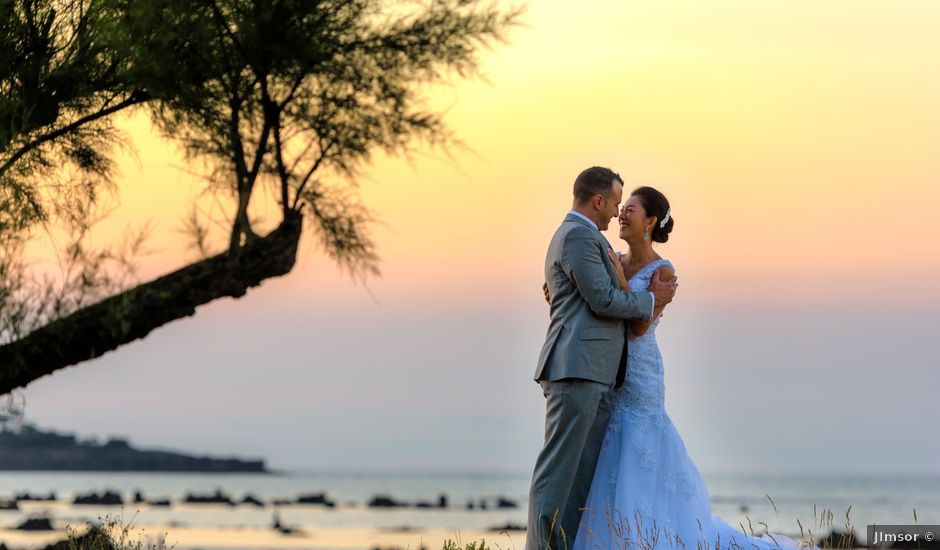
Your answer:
[660,208,671,229]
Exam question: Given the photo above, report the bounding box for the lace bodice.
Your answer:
[604,258,699,507]
[611,258,673,421]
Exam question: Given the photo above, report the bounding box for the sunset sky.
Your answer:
[21,1,940,474]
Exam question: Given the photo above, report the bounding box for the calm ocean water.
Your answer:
[0,470,937,536]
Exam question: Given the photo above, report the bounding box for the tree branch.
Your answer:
[0,91,148,178]
[0,210,303,394]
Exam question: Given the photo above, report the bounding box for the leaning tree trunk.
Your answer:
[0,210,303,394]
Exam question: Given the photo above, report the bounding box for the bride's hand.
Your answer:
[542,282,551,305]
[607,249,629,291]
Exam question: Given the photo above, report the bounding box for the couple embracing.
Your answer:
[526,167,805,550]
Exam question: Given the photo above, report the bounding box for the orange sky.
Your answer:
[32,0,936,312]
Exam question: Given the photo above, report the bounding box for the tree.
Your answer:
[0,0,521,393]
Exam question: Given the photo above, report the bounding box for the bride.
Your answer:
[569,186,808,550]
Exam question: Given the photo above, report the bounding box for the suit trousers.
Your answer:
[526,377,615,550]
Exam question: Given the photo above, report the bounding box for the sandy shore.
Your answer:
[0,524,527,550]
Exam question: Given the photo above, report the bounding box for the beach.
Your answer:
[0,523,525,550]
[1,470,937,550]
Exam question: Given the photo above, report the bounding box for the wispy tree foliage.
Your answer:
[0,0,522,392]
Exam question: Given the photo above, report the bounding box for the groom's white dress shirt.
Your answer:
[567,209,600,230]
[567,210,656,320]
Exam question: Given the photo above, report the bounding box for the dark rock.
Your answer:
[0,498,17,510]
[147,498,171,506]
[15,491,56,501]
[296,492,335,507]
[16,517,54,531]
[272,511,304,536]
[479,499,487,510]
[438,494,448,508]
[133,490,145,503]
[496,497,518,509]
[415,500,434,508]
[368,495,407,508]
[183,489,235,506]
[73,490,123,505]
[816,528,858,548]
[241,494,265,507]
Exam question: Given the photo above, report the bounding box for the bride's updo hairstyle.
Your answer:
[631,186,674,243]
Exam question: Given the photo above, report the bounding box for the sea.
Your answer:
[0,470,937,539]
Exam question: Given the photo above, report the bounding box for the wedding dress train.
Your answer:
[572,259,808,550]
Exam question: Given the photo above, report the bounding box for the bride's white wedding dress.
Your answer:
[572,258,807,550]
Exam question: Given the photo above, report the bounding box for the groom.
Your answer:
[527,166,677,549]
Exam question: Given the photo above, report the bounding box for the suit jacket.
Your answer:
[534,213,654,386]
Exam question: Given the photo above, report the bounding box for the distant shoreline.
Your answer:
[0,424,267,473]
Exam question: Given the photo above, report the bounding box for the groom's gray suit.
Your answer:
[527,212,655,550]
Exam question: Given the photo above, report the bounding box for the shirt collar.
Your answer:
[568,209,599,231]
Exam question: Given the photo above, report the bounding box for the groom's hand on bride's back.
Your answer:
[649,267,678,308]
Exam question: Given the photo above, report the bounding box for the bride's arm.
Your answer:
[628,264,675,337]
